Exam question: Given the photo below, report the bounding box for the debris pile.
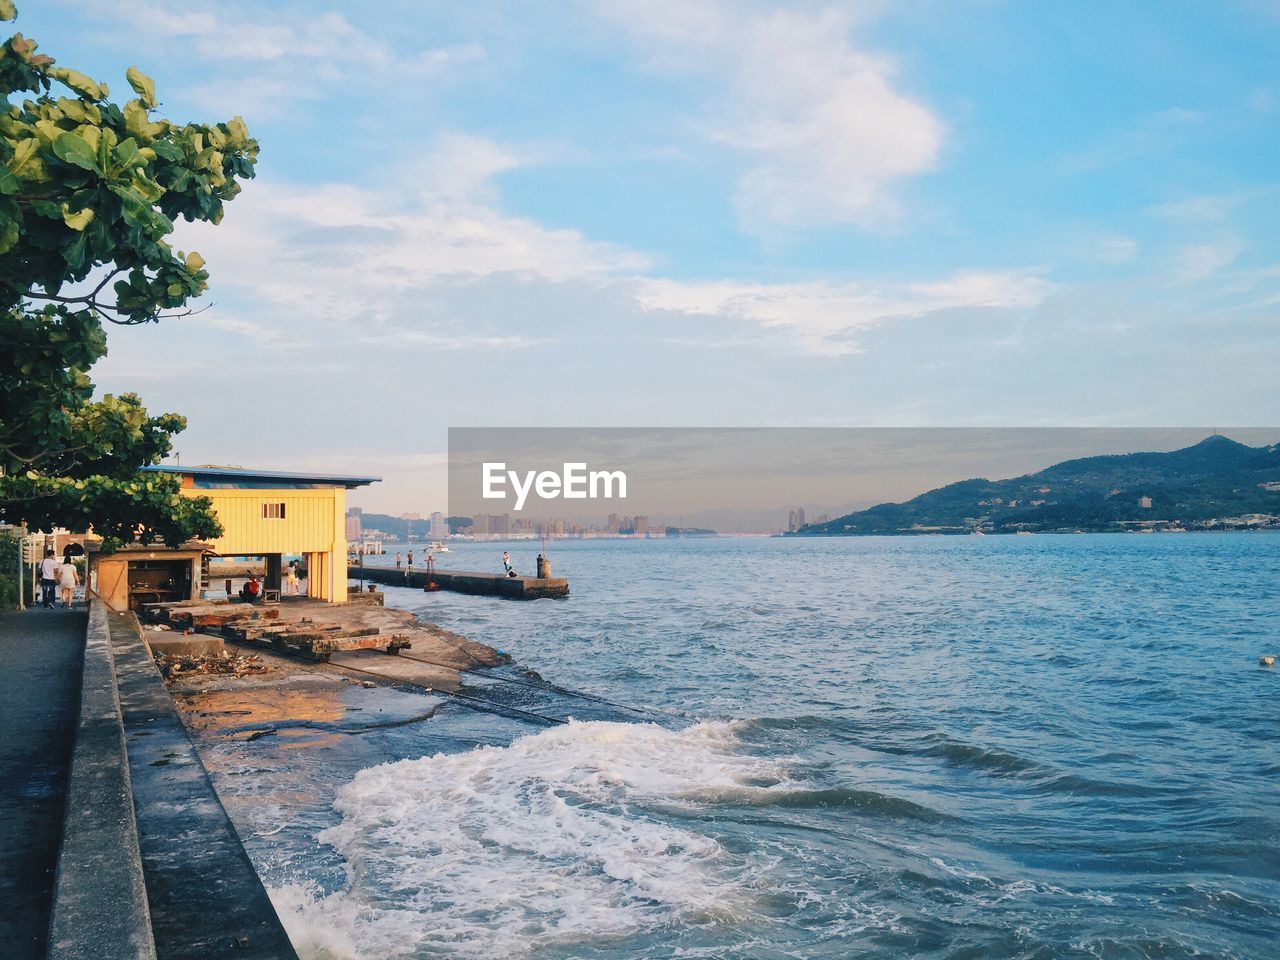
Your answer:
[139,598,410,663]
[154,649,271,682]
[140,600,280,631]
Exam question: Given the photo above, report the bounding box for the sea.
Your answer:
[182,534,1280,959]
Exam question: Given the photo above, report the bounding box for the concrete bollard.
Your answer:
[536,554,551,579]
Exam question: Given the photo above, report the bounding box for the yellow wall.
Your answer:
[180,485,349,603]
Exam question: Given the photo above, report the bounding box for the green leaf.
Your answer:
[48,67,107,101]
[61,204,94,231]
[0,218,18,254]
[225,116,249,147]
[8,138,43,179]
[108,183,149,225]
[130,169,165,202]
[0,168,19,195]
[112,138,141,170]
[149,141,183,161]
[52,131,100,173]
[125,67,157,109]
[62,229,88,267]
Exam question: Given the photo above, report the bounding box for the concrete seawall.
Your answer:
[108,608,300,959]
[47,601,156,960]
[355,564,570,599]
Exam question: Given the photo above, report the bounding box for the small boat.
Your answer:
[428,540,451,553]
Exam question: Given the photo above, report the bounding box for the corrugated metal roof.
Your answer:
[143,465,380,488]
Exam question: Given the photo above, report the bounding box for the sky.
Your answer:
[14,0,1280,513]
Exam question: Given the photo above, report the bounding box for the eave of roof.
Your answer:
[142,465,380,489]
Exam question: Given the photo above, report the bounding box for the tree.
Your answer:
[0,2,259,549]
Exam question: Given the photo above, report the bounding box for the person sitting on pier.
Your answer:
[239,575,262,603]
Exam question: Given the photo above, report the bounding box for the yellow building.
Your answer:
[91,465,378,612]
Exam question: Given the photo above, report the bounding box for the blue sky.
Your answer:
[14,0,1280,511]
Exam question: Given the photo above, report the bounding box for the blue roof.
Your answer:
[143,465,380,489]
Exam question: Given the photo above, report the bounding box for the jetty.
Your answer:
[355,565,570,599]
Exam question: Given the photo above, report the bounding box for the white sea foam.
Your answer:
[270,719,787,959]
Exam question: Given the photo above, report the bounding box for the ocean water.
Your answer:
[194,535,1280,959]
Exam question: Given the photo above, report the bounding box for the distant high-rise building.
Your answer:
[633,515,649,536]
[430,511,446,538]
[796,507,805,528]
[344,513,362,541]
[1138,496,1153,509]
[788,509,798,532]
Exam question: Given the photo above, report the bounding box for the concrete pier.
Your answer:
[354,564,570,599]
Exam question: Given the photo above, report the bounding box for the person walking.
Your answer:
[57,557,79,608]
[39,549,58,608]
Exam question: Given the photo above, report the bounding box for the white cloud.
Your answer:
[80,1,484,117]
[1171,240,1243,283]
[174,134,651,346]
[596,0,942,231]
[1096,235,1139,264]
[160,130,1059,359]
[631,270,1053,355]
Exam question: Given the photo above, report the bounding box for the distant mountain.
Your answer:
[357,513,432,540]
[795,436,1280,536]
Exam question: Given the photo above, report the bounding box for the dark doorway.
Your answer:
[126,559,192,611]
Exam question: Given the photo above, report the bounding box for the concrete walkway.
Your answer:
[0,608,87,960]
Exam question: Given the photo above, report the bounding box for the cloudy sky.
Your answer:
[18,1,1280,512]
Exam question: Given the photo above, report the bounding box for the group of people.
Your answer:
[37,549,80,609]
[395,549,527,578]
[394,551,436,582]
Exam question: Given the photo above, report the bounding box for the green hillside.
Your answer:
[796,436,1280,536]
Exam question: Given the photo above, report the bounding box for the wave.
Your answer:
[703,786,950,823]
[914,734,1039,775]
[271,720,784,959]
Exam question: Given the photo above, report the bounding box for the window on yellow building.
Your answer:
[263,502,287,519]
